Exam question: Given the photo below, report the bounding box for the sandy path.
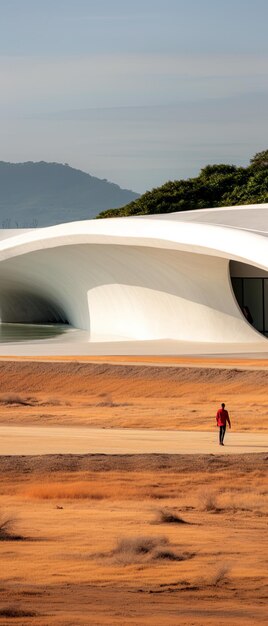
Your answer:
[0,424,267,455]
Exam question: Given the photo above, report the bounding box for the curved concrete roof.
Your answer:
[0,204,267,355]
[149,204,268,231]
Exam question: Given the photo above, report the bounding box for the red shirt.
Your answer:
[216,408,230,427]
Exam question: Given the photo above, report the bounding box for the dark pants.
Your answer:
[219,424,226,444]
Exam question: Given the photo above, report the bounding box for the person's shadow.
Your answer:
[226,444,268,448]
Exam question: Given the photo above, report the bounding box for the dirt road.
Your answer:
[0,424,267,455]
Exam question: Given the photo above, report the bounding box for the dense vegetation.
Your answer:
[97,150,268,219]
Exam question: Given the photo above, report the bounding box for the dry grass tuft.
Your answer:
[0,393,35,406]
[0,393,70,408]
[22,476,166,501]
[210,564,231,586]
[110,535,194,564]
[97,401,116,407]
[200,490,220,512]
[155,508,189,524]
[23,481,105,500]
[0,516,24,541]
[0,605,36,618]
[97,392,115,407]
[154,549,192,561]
[96,392,130,408]
[220,490,267,514]
[199,488,267,516]
[114,535,165,556]
[41,396,69,406]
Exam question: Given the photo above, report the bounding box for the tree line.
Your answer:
[97,150,268,219]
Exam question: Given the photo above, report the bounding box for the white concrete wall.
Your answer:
[0,243,263,343]
[0,206,267,347]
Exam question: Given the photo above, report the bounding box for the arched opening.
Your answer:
[0,289,69,342]
[230,261,268,337]
[0,289,68,324]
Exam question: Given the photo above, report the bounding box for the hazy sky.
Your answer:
[0,0,267,192]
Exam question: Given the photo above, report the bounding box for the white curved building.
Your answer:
[0,204,268,356]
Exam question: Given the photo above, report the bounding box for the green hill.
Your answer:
[97,150,268,219]
[0,161,139,228]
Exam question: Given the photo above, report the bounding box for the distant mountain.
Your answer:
[0,161,139,228]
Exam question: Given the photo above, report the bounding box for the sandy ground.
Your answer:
[0,358,267,432]
[0,425,267,455]
[0,454,267,625]
[0,357,267,625]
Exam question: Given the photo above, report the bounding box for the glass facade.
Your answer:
[231,277,268,336]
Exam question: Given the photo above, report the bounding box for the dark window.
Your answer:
[231,277,268,336]
[243,278,263,332]
[231,278,243,308]
[264,280,268,332]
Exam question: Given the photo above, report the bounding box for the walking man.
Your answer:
[216,403,231,446]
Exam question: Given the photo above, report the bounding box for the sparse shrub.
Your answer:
[0,393,35,406]
[114,535,165,556]
[110,535,194,564]
[154,549,192,561]
[222,490,266,513]
[156,508,188,524]
[97,401,116,407]
[0,516,24,541]
[200,490,220,512]
[210,564,230,586]
[0,606,36,617]
[97,393,114,407]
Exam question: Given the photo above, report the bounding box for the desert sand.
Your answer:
[0,454,267,625]
[0,358,268,432]
[0,356,267,625]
